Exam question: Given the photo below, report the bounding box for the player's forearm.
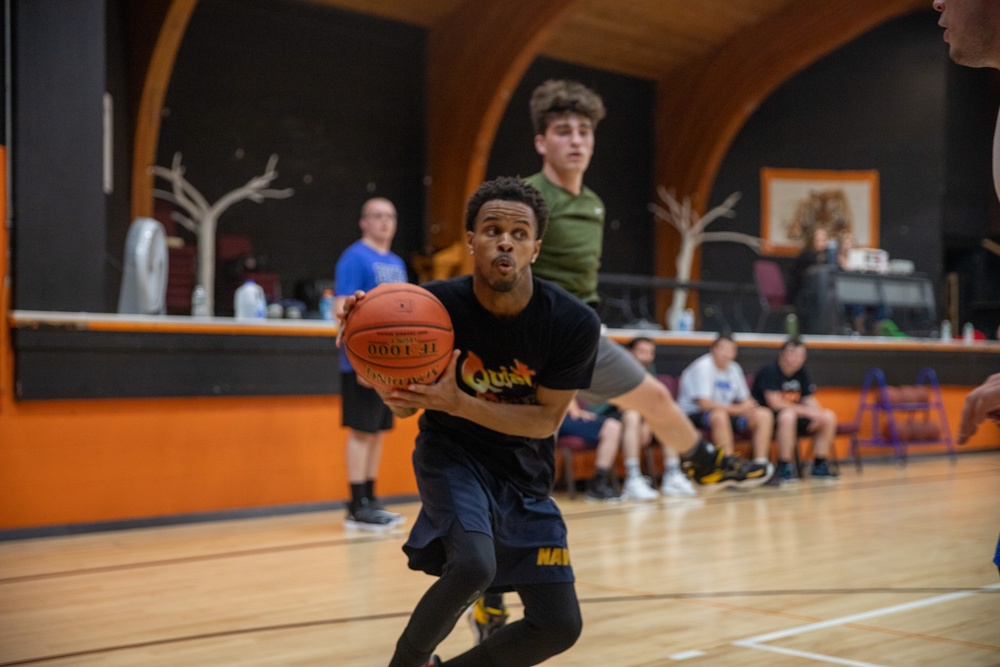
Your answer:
[452,391,564,438]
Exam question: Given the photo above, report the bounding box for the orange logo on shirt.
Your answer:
[781,389,802,404]
[461,352,536,401]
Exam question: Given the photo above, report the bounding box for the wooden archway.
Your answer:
[130,0,199,220]
[423,0,579,275]
[654,0,930,282]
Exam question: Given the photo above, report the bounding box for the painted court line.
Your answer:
[733,582,1000,666]
[668,649,705,660]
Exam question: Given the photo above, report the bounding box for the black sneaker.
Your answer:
[680,439,728,491]
[367,497,406,526]
[345,499,400,532]
[810,459,840,481]
[585,476,622,502]
[730,460,774,490]
[774,460,798,486]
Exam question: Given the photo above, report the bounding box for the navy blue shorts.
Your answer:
[403,436,574,593]
[689,411,749,434]
[557,414,606,449]
[771,410,815,436]
[793,416,814,436]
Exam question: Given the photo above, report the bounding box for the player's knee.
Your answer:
[603,418,623,440]
[533,603,583,653]
[621,410,642,429]
[443,533,497,594]
[445,553,496,595]
[640,374,673,404]
[777,408,797,427]
[709,409,728,427]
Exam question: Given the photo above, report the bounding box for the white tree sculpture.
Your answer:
[152,152,294,315]
[648,187,762,330]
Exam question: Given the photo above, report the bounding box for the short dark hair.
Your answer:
[710,332,735,348]
[529,79,606,135]
[465,177,549,239]
[781,336,806,352]
[626,337,655,351]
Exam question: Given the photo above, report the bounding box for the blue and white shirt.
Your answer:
[334,240,407,372]
[676,352,749,414]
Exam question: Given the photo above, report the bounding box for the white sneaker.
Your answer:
[622,475,659,501]
[660,468,698,497]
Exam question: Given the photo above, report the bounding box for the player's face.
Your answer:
[710,339,737,369]
[934,0,1000,68]
[780,345,807,373]
[467,200,541,293]
[534,113,595,177]
[812,228,828,252]
[360,199,397,246]
[631,341,656,367]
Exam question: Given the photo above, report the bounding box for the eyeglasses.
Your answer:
[364,212,397,221]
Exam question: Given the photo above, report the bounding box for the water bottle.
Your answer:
[939,319,952,342]
[320,289,335,322]
[234,279,266,320]
[191,284,209,317]
[963,322,975,344]
[785,313,799,337]
[682,308,696,332]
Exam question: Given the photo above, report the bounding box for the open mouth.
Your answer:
[494,256,514,272]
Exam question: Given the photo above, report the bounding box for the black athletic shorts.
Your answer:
[403,434,574,593]
[689,411,749,434]
[341,372,393,433]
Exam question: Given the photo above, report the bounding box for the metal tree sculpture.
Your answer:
[152,152,294,315]
[648,187,762,330]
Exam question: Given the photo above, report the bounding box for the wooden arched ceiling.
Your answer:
[424,0,580,251]
[131,0,932,268]
[130,0,198,219]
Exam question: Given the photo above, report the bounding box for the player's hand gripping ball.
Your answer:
[342,283,455,392]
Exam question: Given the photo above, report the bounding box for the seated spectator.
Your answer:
[618,337,695,497]
[676,333,775,487]
[558,401,624,502]
[751,337,840,484]
[836,234,888,335]
[789,227,834,307]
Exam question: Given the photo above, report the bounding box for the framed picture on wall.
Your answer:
[760,167,879,256]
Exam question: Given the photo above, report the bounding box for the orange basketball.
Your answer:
[342,283,454,392]
[884,386,902,405]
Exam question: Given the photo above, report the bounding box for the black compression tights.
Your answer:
[388,522,582,667]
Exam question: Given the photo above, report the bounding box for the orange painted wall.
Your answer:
[0,143,993,533]
[816,386,1000,458]
[0,393,421,531]
[0,382,995,532]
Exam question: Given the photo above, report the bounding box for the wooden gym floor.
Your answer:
[1,452,999,666]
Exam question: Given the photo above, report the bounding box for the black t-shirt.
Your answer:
[419,275,601,498]
[751,360,816,408]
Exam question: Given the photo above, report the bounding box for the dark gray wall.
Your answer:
[486,58,657,282]
[12,0,108,312]
[156,0,426,310]
[706,12,955,332]
[11,3,997,333]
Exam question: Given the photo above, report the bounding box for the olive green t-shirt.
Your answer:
[525,172,606,305]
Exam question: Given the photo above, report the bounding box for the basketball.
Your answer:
[341,283,454,392]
